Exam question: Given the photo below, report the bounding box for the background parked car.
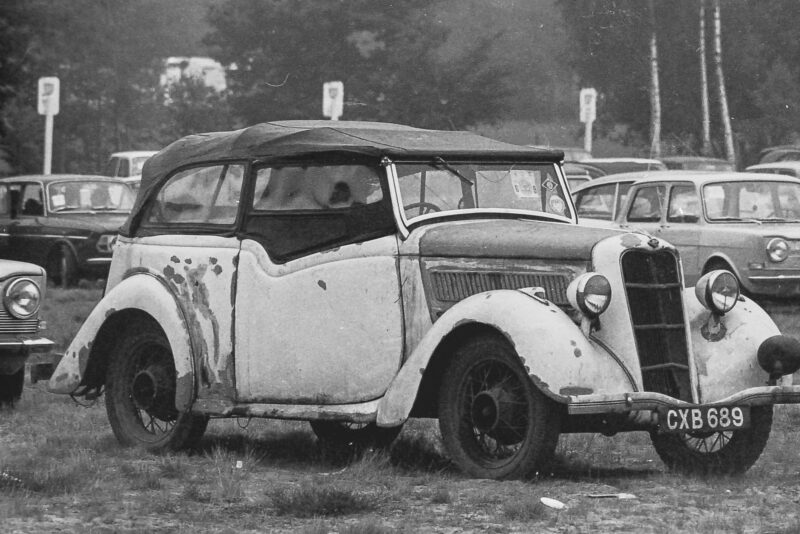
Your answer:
[104,150,158,189]
[659,156,734,172]
[0,175,135,286]
[746,161,800,178]
[757,145,800,164]
[573,170,800,298]
[563,162,593,190]
[568,157,667,179]
[0,259,54,406]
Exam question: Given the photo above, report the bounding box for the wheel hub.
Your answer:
[470,387,525,445]
[131,364,177,420]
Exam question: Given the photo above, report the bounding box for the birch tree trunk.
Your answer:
[699,0,712,156]
[713,0,736,164]
[648,0,662,158]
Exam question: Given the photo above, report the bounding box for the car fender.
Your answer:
[47,273,195,411]
[685,287,785,402]
[376,289,634,427]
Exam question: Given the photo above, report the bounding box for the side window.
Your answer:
[104,157,119,177]
[627,185,665,222]
[20,184,44,216]
[575,184,615,220]
[616,183,633,217]
[245,163,394,262]
[0,186,7,216]
[118,159,131,177]
[667,185,700,223]
[143,164,244,226]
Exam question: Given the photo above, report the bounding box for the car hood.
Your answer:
[411,219,624,261]
[0,260,45,279]
[40,213,129,233]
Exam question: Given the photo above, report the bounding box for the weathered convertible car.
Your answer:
[48,121,800,479]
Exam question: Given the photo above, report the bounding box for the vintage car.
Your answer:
[0,259,54,406]
[757,145,800,165]
[0,175,136,285]
[572,170,800,299]
[48,121,800,479]
[659,156,734,172]
[746,161,800,178]
[104,150,158,185]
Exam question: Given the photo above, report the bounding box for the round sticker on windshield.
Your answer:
[549,196,565,214]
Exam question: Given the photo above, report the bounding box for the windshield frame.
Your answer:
[46,179,135,215]
[387,158,576,236]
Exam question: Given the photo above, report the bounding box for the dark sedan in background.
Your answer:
[0,175,134,285]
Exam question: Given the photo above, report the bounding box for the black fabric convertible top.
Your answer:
[124,120,563,235]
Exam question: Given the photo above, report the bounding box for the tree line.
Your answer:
[1,0,798,175]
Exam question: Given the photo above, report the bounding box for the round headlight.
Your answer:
[767,238,789,262]
[4,278,42,319]
[567,273,612,317]
[695,269,739,315]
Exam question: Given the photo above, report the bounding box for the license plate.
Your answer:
[658,405,751,433]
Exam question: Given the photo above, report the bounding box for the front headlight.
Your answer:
[567,272,612,317]
[695,269,739,314]
[767,237,789,262]
[4,278,42,319]
[96,234,118,254]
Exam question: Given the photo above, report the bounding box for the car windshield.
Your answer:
[395,161,571,222]
[48,181,135,213]
[131,157,150,175]
[703,180,800,221]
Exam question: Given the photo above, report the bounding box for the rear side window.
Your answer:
[627,185,666,222]
[142,164,244,226]
[667,185,700,223]
[575,184,615,220]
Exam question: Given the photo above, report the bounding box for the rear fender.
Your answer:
[47,273,195,411]
[376,289,634,426]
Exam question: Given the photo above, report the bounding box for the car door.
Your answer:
[235,161,403,405]
[0,184,11,253]
[621,183,667,237]
[657,183,702,285]
[8,182,46,265]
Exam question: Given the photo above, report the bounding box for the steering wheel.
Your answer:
[404,201,441,216]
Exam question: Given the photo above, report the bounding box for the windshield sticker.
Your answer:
[511,171,539,199]
[549,196,566,214]
[51,194,65,208]
[542,178,559,192]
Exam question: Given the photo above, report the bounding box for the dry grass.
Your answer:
[2,289,800,532]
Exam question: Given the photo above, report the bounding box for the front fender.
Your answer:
[47,273,195,411]
[686,288,785,403]
[376,289,634,426]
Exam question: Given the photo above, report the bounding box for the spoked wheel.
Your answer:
[650,405,773,475]
[106,324,207,451]
[0,368,25,407]
[310,420,403,450]
[438,334,561,480]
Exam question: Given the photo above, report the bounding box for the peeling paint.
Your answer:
[574,348,582,358]
[209,257,218,265]
[212,265,223,276]
[185,258,192,264]
[104,307,118,319]
[170,256,180,263]
[620,234,643,248]
[318,280,327,290]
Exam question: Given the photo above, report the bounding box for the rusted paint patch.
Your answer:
[170,256,180,263]
[77,343,92,373]
[104,307,118,319]
[209,257,218,265]
[318,280,327,290]
[185,258,192,264]
[212,265,223,276]
[163,264,186,285]
[574,348,582,358]
[528,372,551,393]
[559,386,593,395]
[620,234,643,248]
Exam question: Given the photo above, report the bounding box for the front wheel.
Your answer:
[0,368,25,407]
[47,245,78,288]
[650,405,773,475]
[105,324,207,451]
[437,334,561,479]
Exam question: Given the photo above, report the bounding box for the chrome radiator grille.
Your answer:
[0,308,39,335]
[430,271,570,306]
[621,249,692,402]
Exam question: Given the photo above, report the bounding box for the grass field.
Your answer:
[1,289,800,533]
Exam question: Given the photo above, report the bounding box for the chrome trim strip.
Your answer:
[748,274,800,281]
[85,258,112,264]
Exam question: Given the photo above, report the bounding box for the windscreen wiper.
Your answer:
[433,157,473,186]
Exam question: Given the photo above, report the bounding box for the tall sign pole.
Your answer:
[322,81,343,121]
[579,87,597,156]
[38,77,60,175]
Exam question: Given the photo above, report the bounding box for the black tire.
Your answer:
[310,420,402,450]
[105,323,207,451]
[437,333,561,479]
[0,368,25,407]
[47,245,78,288]
[650,405,773,475]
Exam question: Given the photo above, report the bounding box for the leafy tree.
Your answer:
[205,0,510,129]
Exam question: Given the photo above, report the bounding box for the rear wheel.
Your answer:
[437,334,561,479]
[47,245,78,288]
[650,405,773,475]
[0,368,25,407]
[105,323,207,451]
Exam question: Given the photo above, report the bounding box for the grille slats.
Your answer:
[0,308,39,335]
[622,250,693,402]
[431,271,570,306]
